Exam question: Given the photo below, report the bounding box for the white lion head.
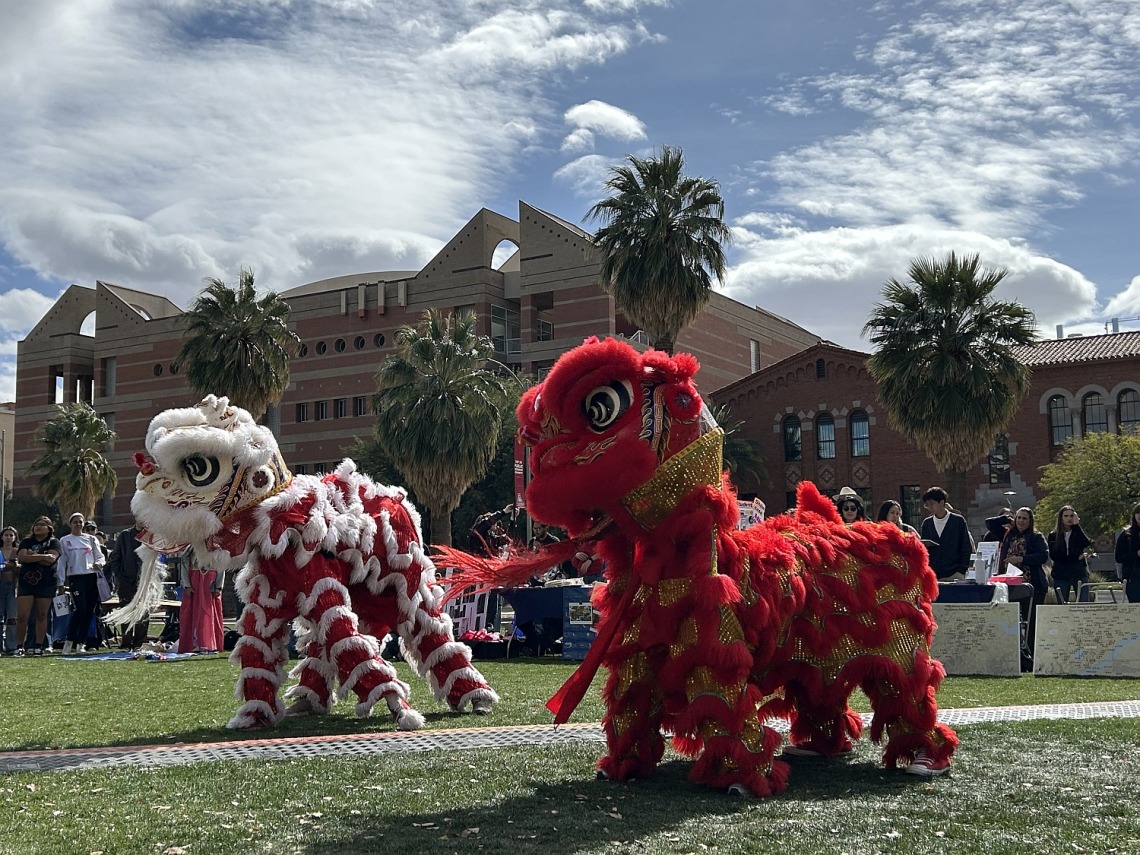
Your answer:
[131,396,292,554]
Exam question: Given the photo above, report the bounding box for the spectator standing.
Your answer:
[1,526,20,654]
[1114,503,1140,604]
[983,508,1012,543]
[876,500,918,535]
[919,487,973,581]
[836,493,867,525]
[177,550,226,653]
[59,512,105,655]
[107,524,150,649]
[16,517,62,656]
[1047,506,1093,603]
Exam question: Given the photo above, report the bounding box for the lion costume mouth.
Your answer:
[136,528,189,556]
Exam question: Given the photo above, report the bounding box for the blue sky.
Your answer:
[2,0,1138,402]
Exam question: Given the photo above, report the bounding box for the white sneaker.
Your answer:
[61,641,74,655]
[76,644,87,654]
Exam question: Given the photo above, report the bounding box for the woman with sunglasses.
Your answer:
[1,526,19,654]
[835,493,866,525]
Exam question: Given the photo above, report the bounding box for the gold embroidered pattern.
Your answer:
[788,618,927,683]
[718,605,746,645]
[658,577,692,607]
[669,617,700,658]
[621,428,724,530]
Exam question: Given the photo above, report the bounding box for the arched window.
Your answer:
[850,410,870,457]
[816,413,835,459]
[815,358,826,379]
[1083,392,1108,434]
[1119,390,1140,434]
[783,415,802,462]
[1048,395,1072,446]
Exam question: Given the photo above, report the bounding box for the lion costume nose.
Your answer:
[133,451,156,476]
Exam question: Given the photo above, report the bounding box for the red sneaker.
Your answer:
[782,738,854,757]
[904,751,951,777]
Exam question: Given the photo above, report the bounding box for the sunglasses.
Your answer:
[841,504,858,511]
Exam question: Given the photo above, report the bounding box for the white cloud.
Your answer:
[561,128,596,153]
[553,154,617,196]
[726,223,1099,350]
[1104,275,1140,319]
[736,0,1140,342]
[0,287,64,400]
[563,100,647,142]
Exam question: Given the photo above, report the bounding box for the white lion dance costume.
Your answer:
[111,396,497,729]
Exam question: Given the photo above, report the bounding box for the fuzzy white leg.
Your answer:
[226,699,283,729]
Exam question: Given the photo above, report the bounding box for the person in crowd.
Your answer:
[84,521,110,562]
[982,508,1012,543]
[919,487,973,581]
[15,518,62,656]
[107,523,150,650]
[1047,506,1093,603]
[997,506,1050,609]
[876,500,918,535]
[1,526,20,654]
[177,549,226,653]
[529,522,574,582]
[835,489,867,525]
[59,512,105,655]
[1115,503,1140,604]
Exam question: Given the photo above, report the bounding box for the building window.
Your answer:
[850,410,870,457]
[334,398,347,419]
[783,415,802,462]
[299,343,308,357]
[491,304,521,354]
[537,319,554,342]
[1082,392,1108,434]
[354,336,366,351]
[294,464,308,476]
[169,362,179,375]
[1049,395,1072,446]
[296,403,309,423]
[374,333,386,348]
[750,340,760,373]
[316,341,327,355]
[353,395,369,417]
[102,357,116,397]
[816,413,835,459]
[153,363,163,377]
[988,434,1011,485]
[334,338,346,352]
[1119,389,1140,433]
[815,358,826,379]
[900,485,922,527]
[315,400,328,421]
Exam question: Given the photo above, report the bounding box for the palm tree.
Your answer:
[586,145,732,355]
[29,403,118,519]
[862,252,1037,500]
[174,267,301,421]
[712,403,768,490]
[372,309,514,547]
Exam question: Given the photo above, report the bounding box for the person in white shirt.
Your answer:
[58,513,105,655]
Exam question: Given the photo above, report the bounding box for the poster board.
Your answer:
[931,602,1021,676]
[1033,604,1140,677]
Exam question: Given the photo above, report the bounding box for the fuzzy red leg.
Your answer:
[399,601,498,712]
[283,624,336,714]
[301,578,425,730]
[596,651,665,782]
[863,658,959,768]
[783,681,864,755]
[227,573,292,729]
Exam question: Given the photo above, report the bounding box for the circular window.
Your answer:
[299,343,309,357]
[374,333,386,348]
[334,338,346,353]
[169,363,179,375]
[153,364,163,377]
[316,341,327,355]
[354,336,365,351]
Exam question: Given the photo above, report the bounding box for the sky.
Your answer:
[1,0,1138,403]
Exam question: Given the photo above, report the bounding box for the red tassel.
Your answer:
[433,540,583,604]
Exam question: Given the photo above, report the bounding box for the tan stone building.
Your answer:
[14,202,819,528]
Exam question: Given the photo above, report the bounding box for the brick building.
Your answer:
[713,331,1140,539]
[14,202,818,528]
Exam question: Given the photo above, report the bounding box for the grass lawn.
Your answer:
[2,655,1138,854]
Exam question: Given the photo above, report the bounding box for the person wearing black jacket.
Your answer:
[919,487,973,580]
[1047,506,1092,603]
[107,524,150,649]
[1114,503,1140,604]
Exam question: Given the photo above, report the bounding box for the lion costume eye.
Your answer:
[584,381,633,433]
[182,454,221,487]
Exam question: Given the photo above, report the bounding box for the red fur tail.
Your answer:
[433,540,584,604]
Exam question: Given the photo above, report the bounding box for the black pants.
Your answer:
[115,574,150,649]
[66,574,99,644]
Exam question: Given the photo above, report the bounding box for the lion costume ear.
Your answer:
[642,350,703,421]
[796,480,843,523]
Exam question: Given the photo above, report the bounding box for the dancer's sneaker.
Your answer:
[782,738,854,757]
[33,647,44,656]
[61,641,74,655]
[77,644,87,654]
[904,752,951,777]
[14,648,24,657]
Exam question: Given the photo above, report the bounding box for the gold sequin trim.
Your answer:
[658,577,692,607]
[718,605,746,645]
[669,617,700,657]
[621,428,724,530]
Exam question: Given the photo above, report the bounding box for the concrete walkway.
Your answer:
[3,700,1138,775]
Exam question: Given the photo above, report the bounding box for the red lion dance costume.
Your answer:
[439,338,956,796]
[112,396,497,730]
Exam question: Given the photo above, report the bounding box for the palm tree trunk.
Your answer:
[653,332,676,355]
[427,501,453,548]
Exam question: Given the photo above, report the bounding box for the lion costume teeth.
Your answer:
[113,395,497,729]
